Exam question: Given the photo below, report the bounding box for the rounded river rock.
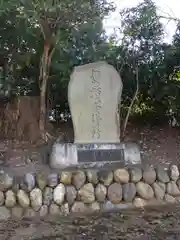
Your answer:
[107,183,122,204]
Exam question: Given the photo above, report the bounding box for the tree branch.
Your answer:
[121,66,139,141]
[158,15,180,22]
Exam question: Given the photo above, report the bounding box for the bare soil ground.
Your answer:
[3,204,180,239]
[2,124,180,169]
[125,124,180,166]
[1,124,180,239]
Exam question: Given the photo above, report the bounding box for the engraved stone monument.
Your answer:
[50,61,141,169]
[68,61,122,143]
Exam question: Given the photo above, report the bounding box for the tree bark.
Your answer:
[38,18,56,141]
[39,76,48,140]
[121,66,139,140]
[39,41,55,141]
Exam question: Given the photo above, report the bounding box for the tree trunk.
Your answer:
[38,19,56,141]
[3,96,40,142]
[39,41,55,141]
[39,76,48,140]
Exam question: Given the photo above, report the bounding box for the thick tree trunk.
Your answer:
[3,96,40,142]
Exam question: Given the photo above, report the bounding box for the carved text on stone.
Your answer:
[90,68,102,139]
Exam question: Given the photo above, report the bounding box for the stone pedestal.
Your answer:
[50,142,141,169]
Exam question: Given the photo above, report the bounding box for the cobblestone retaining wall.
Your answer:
[0,165,180,220]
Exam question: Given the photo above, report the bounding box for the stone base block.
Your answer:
[49,142,141,169]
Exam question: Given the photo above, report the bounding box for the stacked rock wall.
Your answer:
[0,165,180,220]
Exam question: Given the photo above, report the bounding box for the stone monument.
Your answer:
[68,61,122,143]
[50,61,141,169]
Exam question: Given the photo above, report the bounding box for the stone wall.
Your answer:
[0,165,180,220]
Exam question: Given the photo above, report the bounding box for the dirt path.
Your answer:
[2,204,180,239]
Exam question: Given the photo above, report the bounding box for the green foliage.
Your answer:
[0,0,180,125]
[0,0,112,98]
[116,0,180,124]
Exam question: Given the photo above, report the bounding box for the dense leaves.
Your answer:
[0,0,180,125]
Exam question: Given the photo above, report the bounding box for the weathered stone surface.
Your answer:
[0,191,4,205]
[134,198,163,208]
[17,190,30,208]
[133,197,147,208]
[136,182,154,200]
[5,190,16,208]
[53,183,66,205]
[43,187,53,206]
[114,168,129,183]
[12,177,20,193]
[36,174,47,190]
[21,173,35,192]
[177,179,180,189]
[0,171,13,191]
[49,203,60,215]
[86,170,98,185]
[124,142,141,165]
[156,167,170,183]
[99,170,113,186]
[129,168,142,183]
[107,183,122,204]
[71,201,87,213]
[78,183,95,203]
[166,181,180,196]
[60,203,70,215]
[0,165,178,217]
[164,194,176,203]
[30,188,42,211]
[95,184,107,202]
[87,202,100,212]
[66,186,77,205]
[169,165,179,181]
[12,183,20,193]
[11,206,24,219]
[147,199,165,206]
[0,206,10,220]
[69,61,122,143]
[60,172,72,185]
[142,166,156,184]
[102,201,133,211]
[47,173,58,188]
[78,144,124,164]
[152,182,165,200]
[50,143,78,169]
[24,207,37,219]
[72,171,86,190]
[122,183,136,202]
[39,205,48,218]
